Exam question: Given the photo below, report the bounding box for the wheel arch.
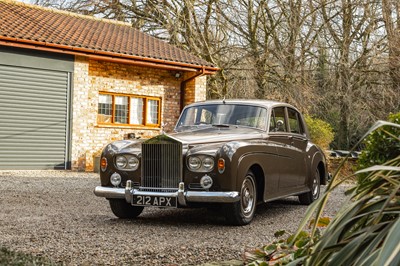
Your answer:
[310,148,328,186]
[236,152,268,201]
[249,164,265,203]
[317,161,327,185]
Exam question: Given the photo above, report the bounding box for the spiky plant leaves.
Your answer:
[377,218,400,266]
[288,121,400,266]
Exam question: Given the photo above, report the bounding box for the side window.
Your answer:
[288,108,304,134]
[270,107,287,132]
[269,110,276,131]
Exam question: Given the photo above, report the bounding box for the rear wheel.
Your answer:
[224,171,257,225]
[109,199,144,219]
[299,168,320,205]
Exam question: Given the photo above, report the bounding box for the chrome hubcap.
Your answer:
[312,169,320,199]
[241,177,255,217]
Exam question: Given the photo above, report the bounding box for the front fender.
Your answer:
[236,154,262,189]
[221,140,277,193]
[100,139,143,186]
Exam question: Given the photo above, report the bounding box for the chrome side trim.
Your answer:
[185,191,240,203]
[94,186,125,199]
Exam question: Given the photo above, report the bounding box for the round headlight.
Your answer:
[202,157,215,170]
[128,156,139,170]
[115,155,127,168]
[110,172,122,187]
[188,156,201,170]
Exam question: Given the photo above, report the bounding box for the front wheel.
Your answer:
[109,199,144,219]
[299,168,321,205]
[224,171,257,225]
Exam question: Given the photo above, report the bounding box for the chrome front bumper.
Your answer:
[94,181,240,206]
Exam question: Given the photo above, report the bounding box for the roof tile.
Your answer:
[0,0,215,69]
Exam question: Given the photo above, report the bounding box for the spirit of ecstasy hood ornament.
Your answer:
[160,122,168,135]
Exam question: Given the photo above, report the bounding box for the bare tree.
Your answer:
[317,0,385,148]
[217,0,322,107]
[32,0,400,149]
[381,0,400,91]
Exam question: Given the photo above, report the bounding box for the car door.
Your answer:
[268,107,306,191]
[286,108,308,186]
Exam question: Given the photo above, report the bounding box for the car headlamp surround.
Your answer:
[187,155,215,172]
[115,154,140,171]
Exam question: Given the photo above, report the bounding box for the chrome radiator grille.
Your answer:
[141,141,182,191]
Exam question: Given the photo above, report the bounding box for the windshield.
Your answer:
[175,104,268,131]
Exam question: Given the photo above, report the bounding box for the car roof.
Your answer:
[185,99,294,109]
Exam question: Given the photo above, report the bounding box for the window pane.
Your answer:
[269,110,276,131]
[98,94,112,123]
[115,96,128,124]
[200,109,213,124]
[273,107,287,132]
[130,97,144,124]
[176,104,267,130]
[288,108,302,134]
[146,99,159,124]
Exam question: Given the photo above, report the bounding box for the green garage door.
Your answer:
[0,64,70,169]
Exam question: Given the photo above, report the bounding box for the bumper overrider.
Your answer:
[94,180,240,207]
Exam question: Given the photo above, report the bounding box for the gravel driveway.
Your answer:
[0,170,349,265]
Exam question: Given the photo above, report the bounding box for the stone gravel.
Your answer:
[0,170,350,265]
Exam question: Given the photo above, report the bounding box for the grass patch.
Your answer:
[0,247,58,266]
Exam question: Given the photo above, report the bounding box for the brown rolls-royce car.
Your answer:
[94,100,328,225]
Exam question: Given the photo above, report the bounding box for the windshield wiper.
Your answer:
[212,124,230,128]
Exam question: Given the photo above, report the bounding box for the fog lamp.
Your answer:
[110,172,122,187]
[200,174,213,189]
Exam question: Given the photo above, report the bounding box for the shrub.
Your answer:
[304,116,334,150]
[357,112,400,172]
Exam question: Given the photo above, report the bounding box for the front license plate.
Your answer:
[133,195,177,207]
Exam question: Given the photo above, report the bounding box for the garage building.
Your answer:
[0,0,217,170]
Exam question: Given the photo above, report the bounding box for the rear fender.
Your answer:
[310,150,327,185]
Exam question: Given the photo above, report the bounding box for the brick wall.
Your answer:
[183,72,207,105]
[71,56,207,171]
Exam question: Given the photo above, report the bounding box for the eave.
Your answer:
[0,36,219,74]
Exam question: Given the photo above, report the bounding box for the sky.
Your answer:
[15,0,33,3]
